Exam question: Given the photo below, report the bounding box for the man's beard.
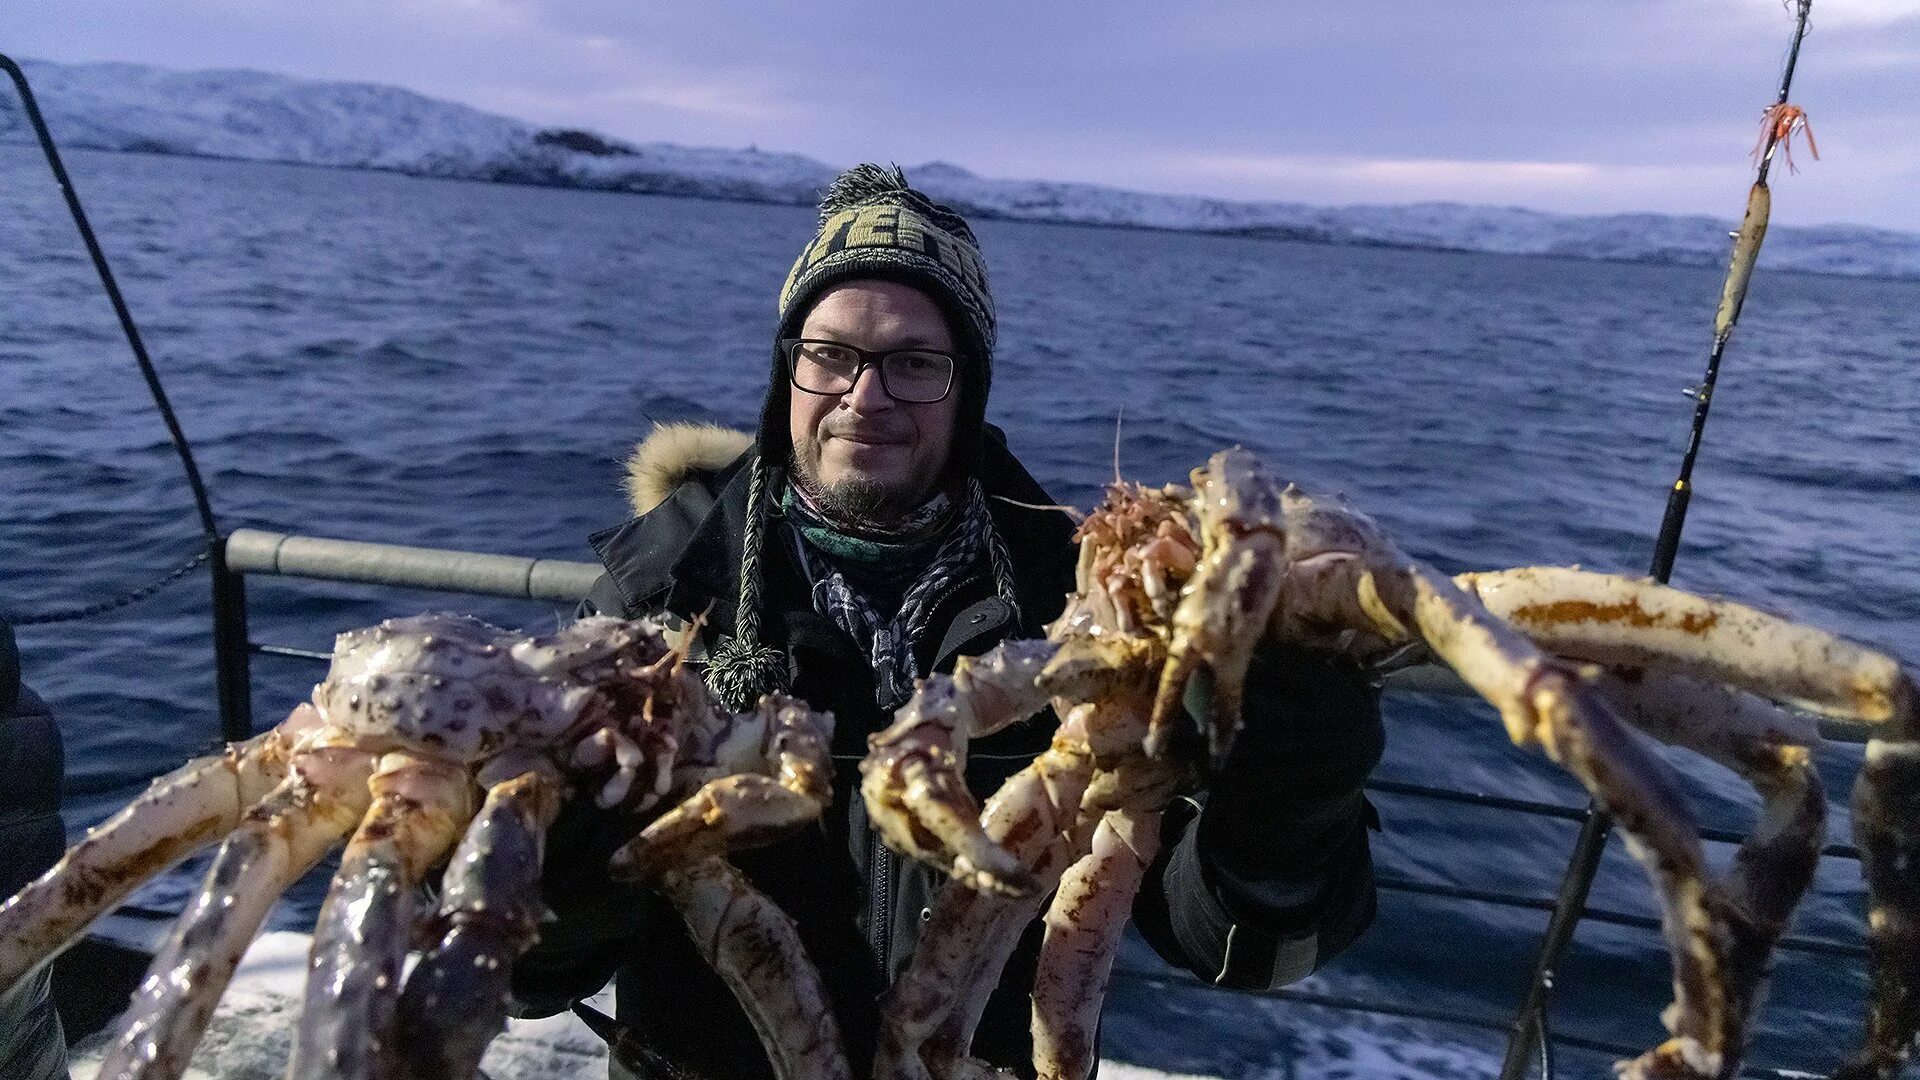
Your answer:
[810,474,897,524]
[789,446,929,531]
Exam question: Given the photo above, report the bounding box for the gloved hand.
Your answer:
[1133,642,1384,988]
[1188,642,1383,896]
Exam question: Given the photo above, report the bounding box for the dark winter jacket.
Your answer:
[509,424,1383,1079]
[0,618,69,1080]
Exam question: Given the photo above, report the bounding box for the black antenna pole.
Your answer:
[1498,3,1816,1076]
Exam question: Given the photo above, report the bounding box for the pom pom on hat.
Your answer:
[817,163,913,223]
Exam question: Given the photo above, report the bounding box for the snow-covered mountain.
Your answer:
[6,57,1917,280]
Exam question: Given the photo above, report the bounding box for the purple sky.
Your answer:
[11,0,1919,229]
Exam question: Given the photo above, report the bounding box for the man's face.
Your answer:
[788,280,962,520]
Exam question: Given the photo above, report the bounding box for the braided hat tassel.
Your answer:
[705,458,789,711]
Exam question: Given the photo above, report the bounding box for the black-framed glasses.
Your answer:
[781,338,958,404]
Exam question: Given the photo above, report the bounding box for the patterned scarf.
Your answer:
[786,484,955,608]
[788,483,1000,710]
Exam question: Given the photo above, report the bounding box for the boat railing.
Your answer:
[210,527,1857,1080]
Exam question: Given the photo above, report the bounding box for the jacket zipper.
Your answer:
[870,832,895,972]
[869,571,995,977]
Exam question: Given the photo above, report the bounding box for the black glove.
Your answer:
[1190,643,1383,908]
[1128,645,1385,989]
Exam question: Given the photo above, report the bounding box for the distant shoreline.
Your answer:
[4,54,1915,283]
[8,139,1916,287]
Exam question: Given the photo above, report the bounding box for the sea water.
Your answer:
[4,143,1918,1077]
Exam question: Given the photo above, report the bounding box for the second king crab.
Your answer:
[861,447,1916,1080]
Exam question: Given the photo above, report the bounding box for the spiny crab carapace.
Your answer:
[0,613,854,1080]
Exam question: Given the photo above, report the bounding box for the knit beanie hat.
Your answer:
[755,163,997,477]
[706,165,1011,710]
[781,164,994,367]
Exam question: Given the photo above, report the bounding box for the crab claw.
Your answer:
[859,643,1061,897]
[612,773,829,882]
[860,692,1037,897]
[1145,455,1287,769]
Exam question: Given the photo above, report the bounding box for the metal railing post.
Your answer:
[209,537,253,743]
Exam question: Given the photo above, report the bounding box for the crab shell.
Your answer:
[305,613,683,761]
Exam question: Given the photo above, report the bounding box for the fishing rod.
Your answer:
[1,54,253,736]
[0,54,219,544]
[2,53,227,598]
[1649,0,1817,583]
[1497,3,1818,1077]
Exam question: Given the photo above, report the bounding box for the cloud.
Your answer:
[7,0,1917,229]
[481,78,797,125]
[1188,155,1603,188]
[1822,43,1920,69]
[593,82,795,123]
[1160,152,1729,208]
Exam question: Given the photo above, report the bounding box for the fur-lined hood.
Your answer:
[589,417,1078,661]
[624,422,753,517]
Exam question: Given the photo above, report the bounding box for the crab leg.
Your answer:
[1840,735,1920,1080]
[874,720,1094,1080]
[613,693,851,1080]
[1146,453,1286,768]
[1599,674,1825,934]
[861,641,1061,897]
[878,654,1157,1080]
[921,894,1047,1080]
[394,758,563,1080]
[613,772,824,879]
[614,693,837,879]
[95,746,373,1080]
[1265,496,1732,1078]
[0,723,301,996]
[654,855,853,1080]
[1024,748,1185,1080]
[922,813,1106,1080]
[1410,570,1730,1078]
[290,753,472,1080]
[1458,566,1912,726]
[1457,567,1920,1077]
[1031,804,1162,1080]
[1595,672,1827,1079]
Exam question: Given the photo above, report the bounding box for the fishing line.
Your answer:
[1,54,223,625]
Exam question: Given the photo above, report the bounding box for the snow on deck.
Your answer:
[64,933,1234,1079]
[68,933,610,1080]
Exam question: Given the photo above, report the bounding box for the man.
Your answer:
[511,164,1384,1079]
[0,616,69,1080]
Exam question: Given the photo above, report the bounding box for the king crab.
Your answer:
[0,613,853,1080]
[861,447,1915,1080]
